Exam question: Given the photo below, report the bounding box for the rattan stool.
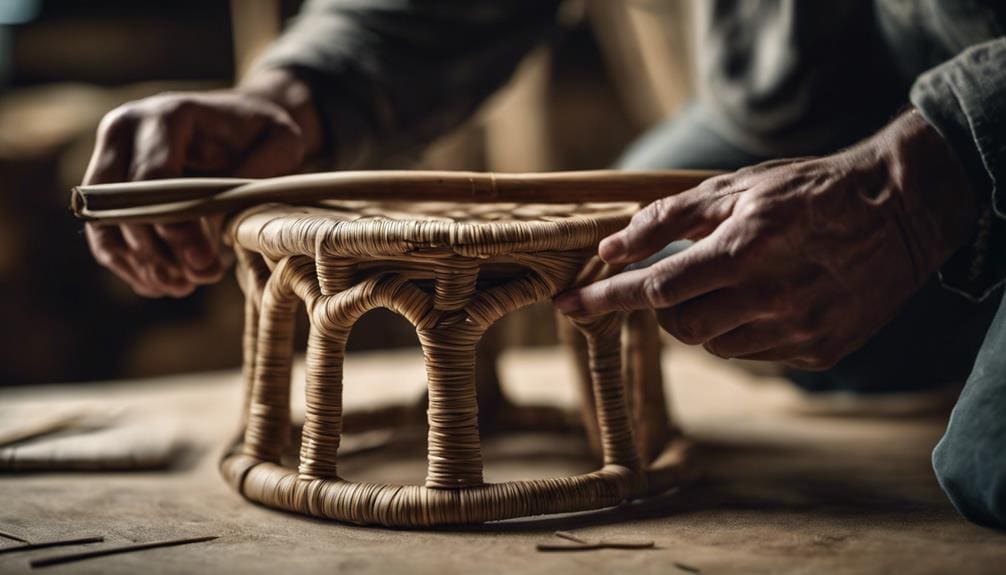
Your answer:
[218,201,691,527]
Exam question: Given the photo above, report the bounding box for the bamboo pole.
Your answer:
[70,169,721,224]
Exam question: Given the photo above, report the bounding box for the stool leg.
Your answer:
[239,275,259,428]
[235,247,269,429]
[418,324,485,489]
[298,325,348,480]
[625,309,672,464]
[243,281,298,464]
[574,314,640,471]
[556,312,602,459]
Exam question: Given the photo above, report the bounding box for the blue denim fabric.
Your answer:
[933,288,1006,528]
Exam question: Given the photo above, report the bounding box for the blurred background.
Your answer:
[0,0,695,385]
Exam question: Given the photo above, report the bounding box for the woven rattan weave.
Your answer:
[219,201,690,527]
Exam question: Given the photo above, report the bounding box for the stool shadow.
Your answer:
[432,437,948,534]
[267,427,949,534]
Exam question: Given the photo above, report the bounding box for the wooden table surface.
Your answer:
[2,345,1004,574]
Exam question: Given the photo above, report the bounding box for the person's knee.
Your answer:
[933,426,1006,528]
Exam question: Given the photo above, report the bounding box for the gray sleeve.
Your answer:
[911,38,1006,301]
[255,0,563,168]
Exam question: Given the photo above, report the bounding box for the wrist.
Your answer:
[238,67,323,158]
[874,109,979,272]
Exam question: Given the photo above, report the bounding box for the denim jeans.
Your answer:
[619,104,1006,528]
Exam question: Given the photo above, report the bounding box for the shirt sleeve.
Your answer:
[911,37,1006,301]
[254,0,562,168]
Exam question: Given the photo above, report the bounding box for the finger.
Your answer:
[86,224,165,297]
[737,344,811,364]
[703,320,810,359]
[83,110,136,185]
[739,349,832,371]
[205,213,236,270]
[82,111,169,297]
[599,172,745,264]
[655,286,770,345]
[86,224,140,285]
[233,116,305,178]
[130,115,187,180]
[738,339,842,371]
[125,116,201,295]
[120,224,193,297]
[154,220,225,283]
[556,234,737,314]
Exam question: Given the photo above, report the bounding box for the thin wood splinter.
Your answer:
[29,536,218,569]
[536,531,656,552]
[0,529,29,544]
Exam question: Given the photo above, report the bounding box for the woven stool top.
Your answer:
[229,201,637,259]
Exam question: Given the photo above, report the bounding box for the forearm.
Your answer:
[238,67,324,161]
[252,0,563,168]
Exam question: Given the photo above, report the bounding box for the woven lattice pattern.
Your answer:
[220,202,689,527]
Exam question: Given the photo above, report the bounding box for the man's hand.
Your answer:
[83,69,320,297]
[556,111,978,370]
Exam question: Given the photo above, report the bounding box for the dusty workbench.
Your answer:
[1,344,1004,574]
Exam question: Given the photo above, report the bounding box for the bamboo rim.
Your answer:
[71,169,721,224]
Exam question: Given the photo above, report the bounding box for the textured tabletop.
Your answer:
[2,344,1003,574]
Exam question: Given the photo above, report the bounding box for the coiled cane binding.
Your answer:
[219,201,691,527]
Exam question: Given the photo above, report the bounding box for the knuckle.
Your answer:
[648,197,678,225]
[720,235,748,263]
[164,100,192,122]
[151,94,194,121]
[699,173,735,194]
[641,272,672,308]
[600,279,633,312]
[720,226,767,263]
[633,197,677,234]
[732,196,763,220]
[98,106,140,139]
